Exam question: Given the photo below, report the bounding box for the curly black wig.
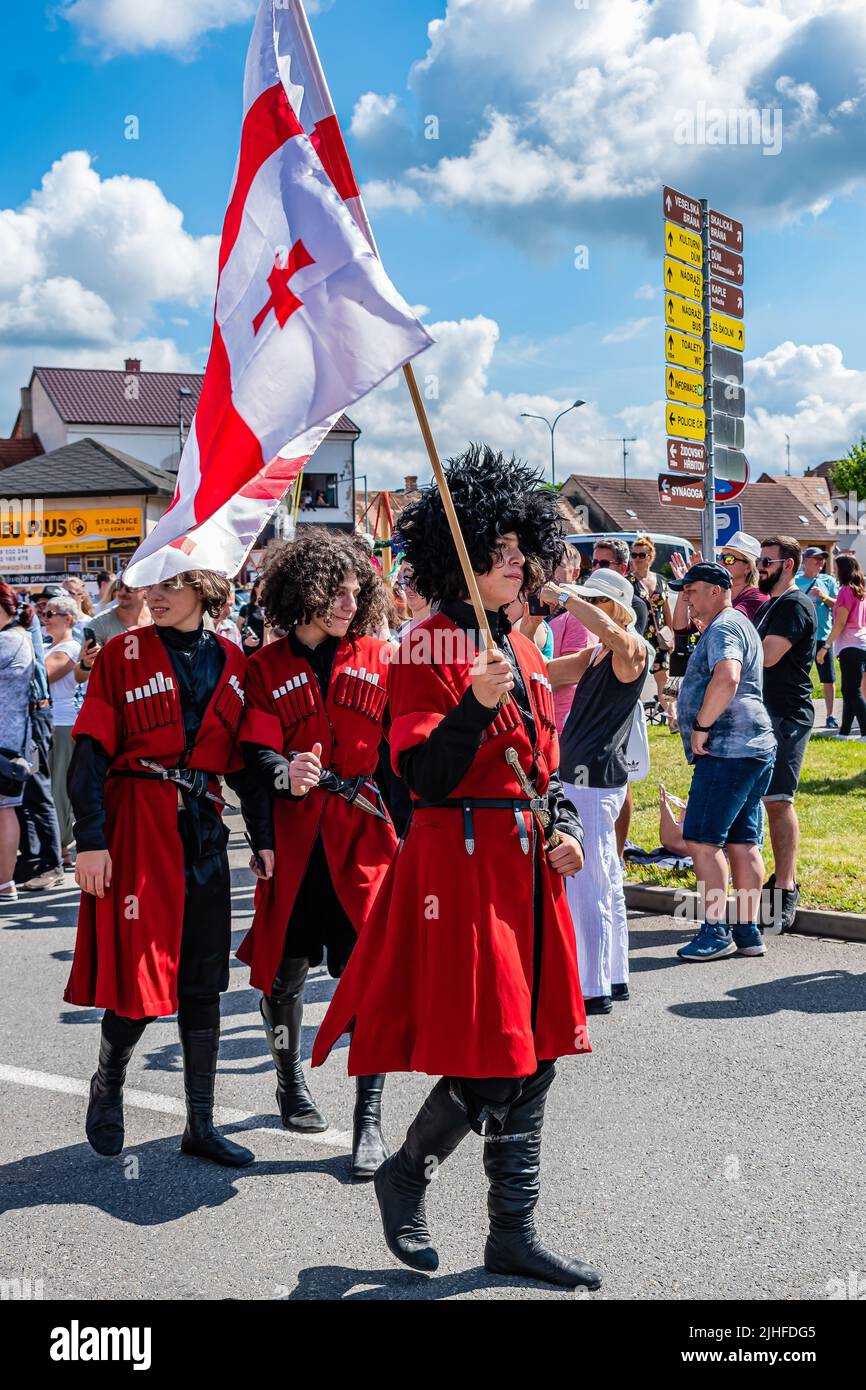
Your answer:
[395,444,565,605]
[260,528,383,635]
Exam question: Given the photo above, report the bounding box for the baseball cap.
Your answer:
[558,568,638,624]
[31,584,64,600]
[670,561,733,592]
[717,530,760,561]
[802,546,827,559]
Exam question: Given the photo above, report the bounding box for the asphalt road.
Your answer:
[1,812,863,1302]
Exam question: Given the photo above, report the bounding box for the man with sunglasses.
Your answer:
[591,541,648,637]
[753,536,817,934]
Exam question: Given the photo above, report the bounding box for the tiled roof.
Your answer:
[561,473,840,545]
[0,436,43,468]
[29,366,359,435]
[0,438,176,498]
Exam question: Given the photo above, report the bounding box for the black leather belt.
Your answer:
[110,766,224,807]
[412,796,539,856]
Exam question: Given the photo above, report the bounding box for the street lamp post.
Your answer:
[520,400,585,486]
[177,386,193,465]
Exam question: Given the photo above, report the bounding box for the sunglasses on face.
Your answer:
[44,609,63,619]
[592,558,612,569]
[631,551,649,560]
[718,553,743,567]
[757,557,782,568]
[584,595,612,606]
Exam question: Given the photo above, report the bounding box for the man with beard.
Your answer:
[313,445,601,1290]
[753,537,817,933]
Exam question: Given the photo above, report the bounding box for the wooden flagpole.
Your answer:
[401,362,498,658]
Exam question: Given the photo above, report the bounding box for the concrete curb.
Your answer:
[624,882,866,944]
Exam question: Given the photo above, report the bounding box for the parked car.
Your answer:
[565,531,695,577]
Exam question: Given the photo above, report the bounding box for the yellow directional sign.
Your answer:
[664,256,703,303]
[665,364,704,408]
[711,310,745,351]
[664,221,702,268]
[665,327,704,372]
[665,292,703,337]
[665,400,706,442]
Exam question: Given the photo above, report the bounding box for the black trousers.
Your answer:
[839,646,866,735]
[449,1062,556,1136]
[15,707,62,881]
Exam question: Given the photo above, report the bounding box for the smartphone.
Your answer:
[82,626,96,646]
[527,593,551,616]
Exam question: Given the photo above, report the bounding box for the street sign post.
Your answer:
[665,328,704,372]
[666,401,706,441]
[663,186,703,233]
[667,438,707,474]
[712,378,745,417]
[708,242,744,284]
[711,344,744,385]
[711,308,746,351]
[665,293,704,336]
[665,222,702,267]
[658,473,706,510]
[663,188,744,545]
[665,256,703,303]
[710,280,744,318]
[666,364,704,408]
[709,208,744,251]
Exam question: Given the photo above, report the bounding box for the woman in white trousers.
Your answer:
[543,569,650,1014]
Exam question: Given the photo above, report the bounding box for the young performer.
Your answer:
[237,531,398,1180]
[64,571,254,1167]
[313,446,602,1289]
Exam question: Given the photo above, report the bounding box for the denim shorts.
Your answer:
[764,715,812,803]
[682,753,775,847]
[815,646,836,684]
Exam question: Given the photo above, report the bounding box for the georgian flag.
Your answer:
[124,0,431,585]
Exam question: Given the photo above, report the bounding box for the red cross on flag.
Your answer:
[124,0,431,585]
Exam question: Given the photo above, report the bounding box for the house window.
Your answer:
[299,473,340,510]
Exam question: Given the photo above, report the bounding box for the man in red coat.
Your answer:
[236,531,398,1179]
[313,446,602,1289]
[65,570,254,1168]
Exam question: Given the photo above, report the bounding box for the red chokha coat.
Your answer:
[63,626,246,1019]
[312,612,589,1079]
[235,634,398,994]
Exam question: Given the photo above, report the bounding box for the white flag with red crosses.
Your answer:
[124,0,431,586]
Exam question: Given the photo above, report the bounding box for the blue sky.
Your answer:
[2,0,865,488]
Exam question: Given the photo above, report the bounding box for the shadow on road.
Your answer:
[0,1141,357,1226]
[283,1262,589,1300]
[669,970,866,1020]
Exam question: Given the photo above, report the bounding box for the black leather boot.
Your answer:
[483,1065,602,1290]
[351,1074,389,1181]
[374,1078,471,1273]
[260,993,328,1131]
[178,1023,254,1167]
[86,1012,150,1156]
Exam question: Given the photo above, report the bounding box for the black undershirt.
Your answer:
[399,600,582,845]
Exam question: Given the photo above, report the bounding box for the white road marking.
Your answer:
[0,1063,353,1149]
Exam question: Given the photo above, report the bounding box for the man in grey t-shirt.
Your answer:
[668,563,776,963]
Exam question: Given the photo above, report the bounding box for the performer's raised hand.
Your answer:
[471,647,514,708]
[290,741,323,796]
[75,849,113,899]
[546,834,584,876]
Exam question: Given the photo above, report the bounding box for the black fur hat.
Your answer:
[395,443,565,604]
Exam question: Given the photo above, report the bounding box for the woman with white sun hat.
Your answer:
[543,568,651,1014]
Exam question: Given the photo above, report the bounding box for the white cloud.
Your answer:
[602,316,653,344]
[362,180,424,214]
[358,0,866,247]
[0,152,216,429]
[1,152,217,333]
[350,92,399,140]
[60,0,256,56]
[349,318,866,490]
[634,284,657,301]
